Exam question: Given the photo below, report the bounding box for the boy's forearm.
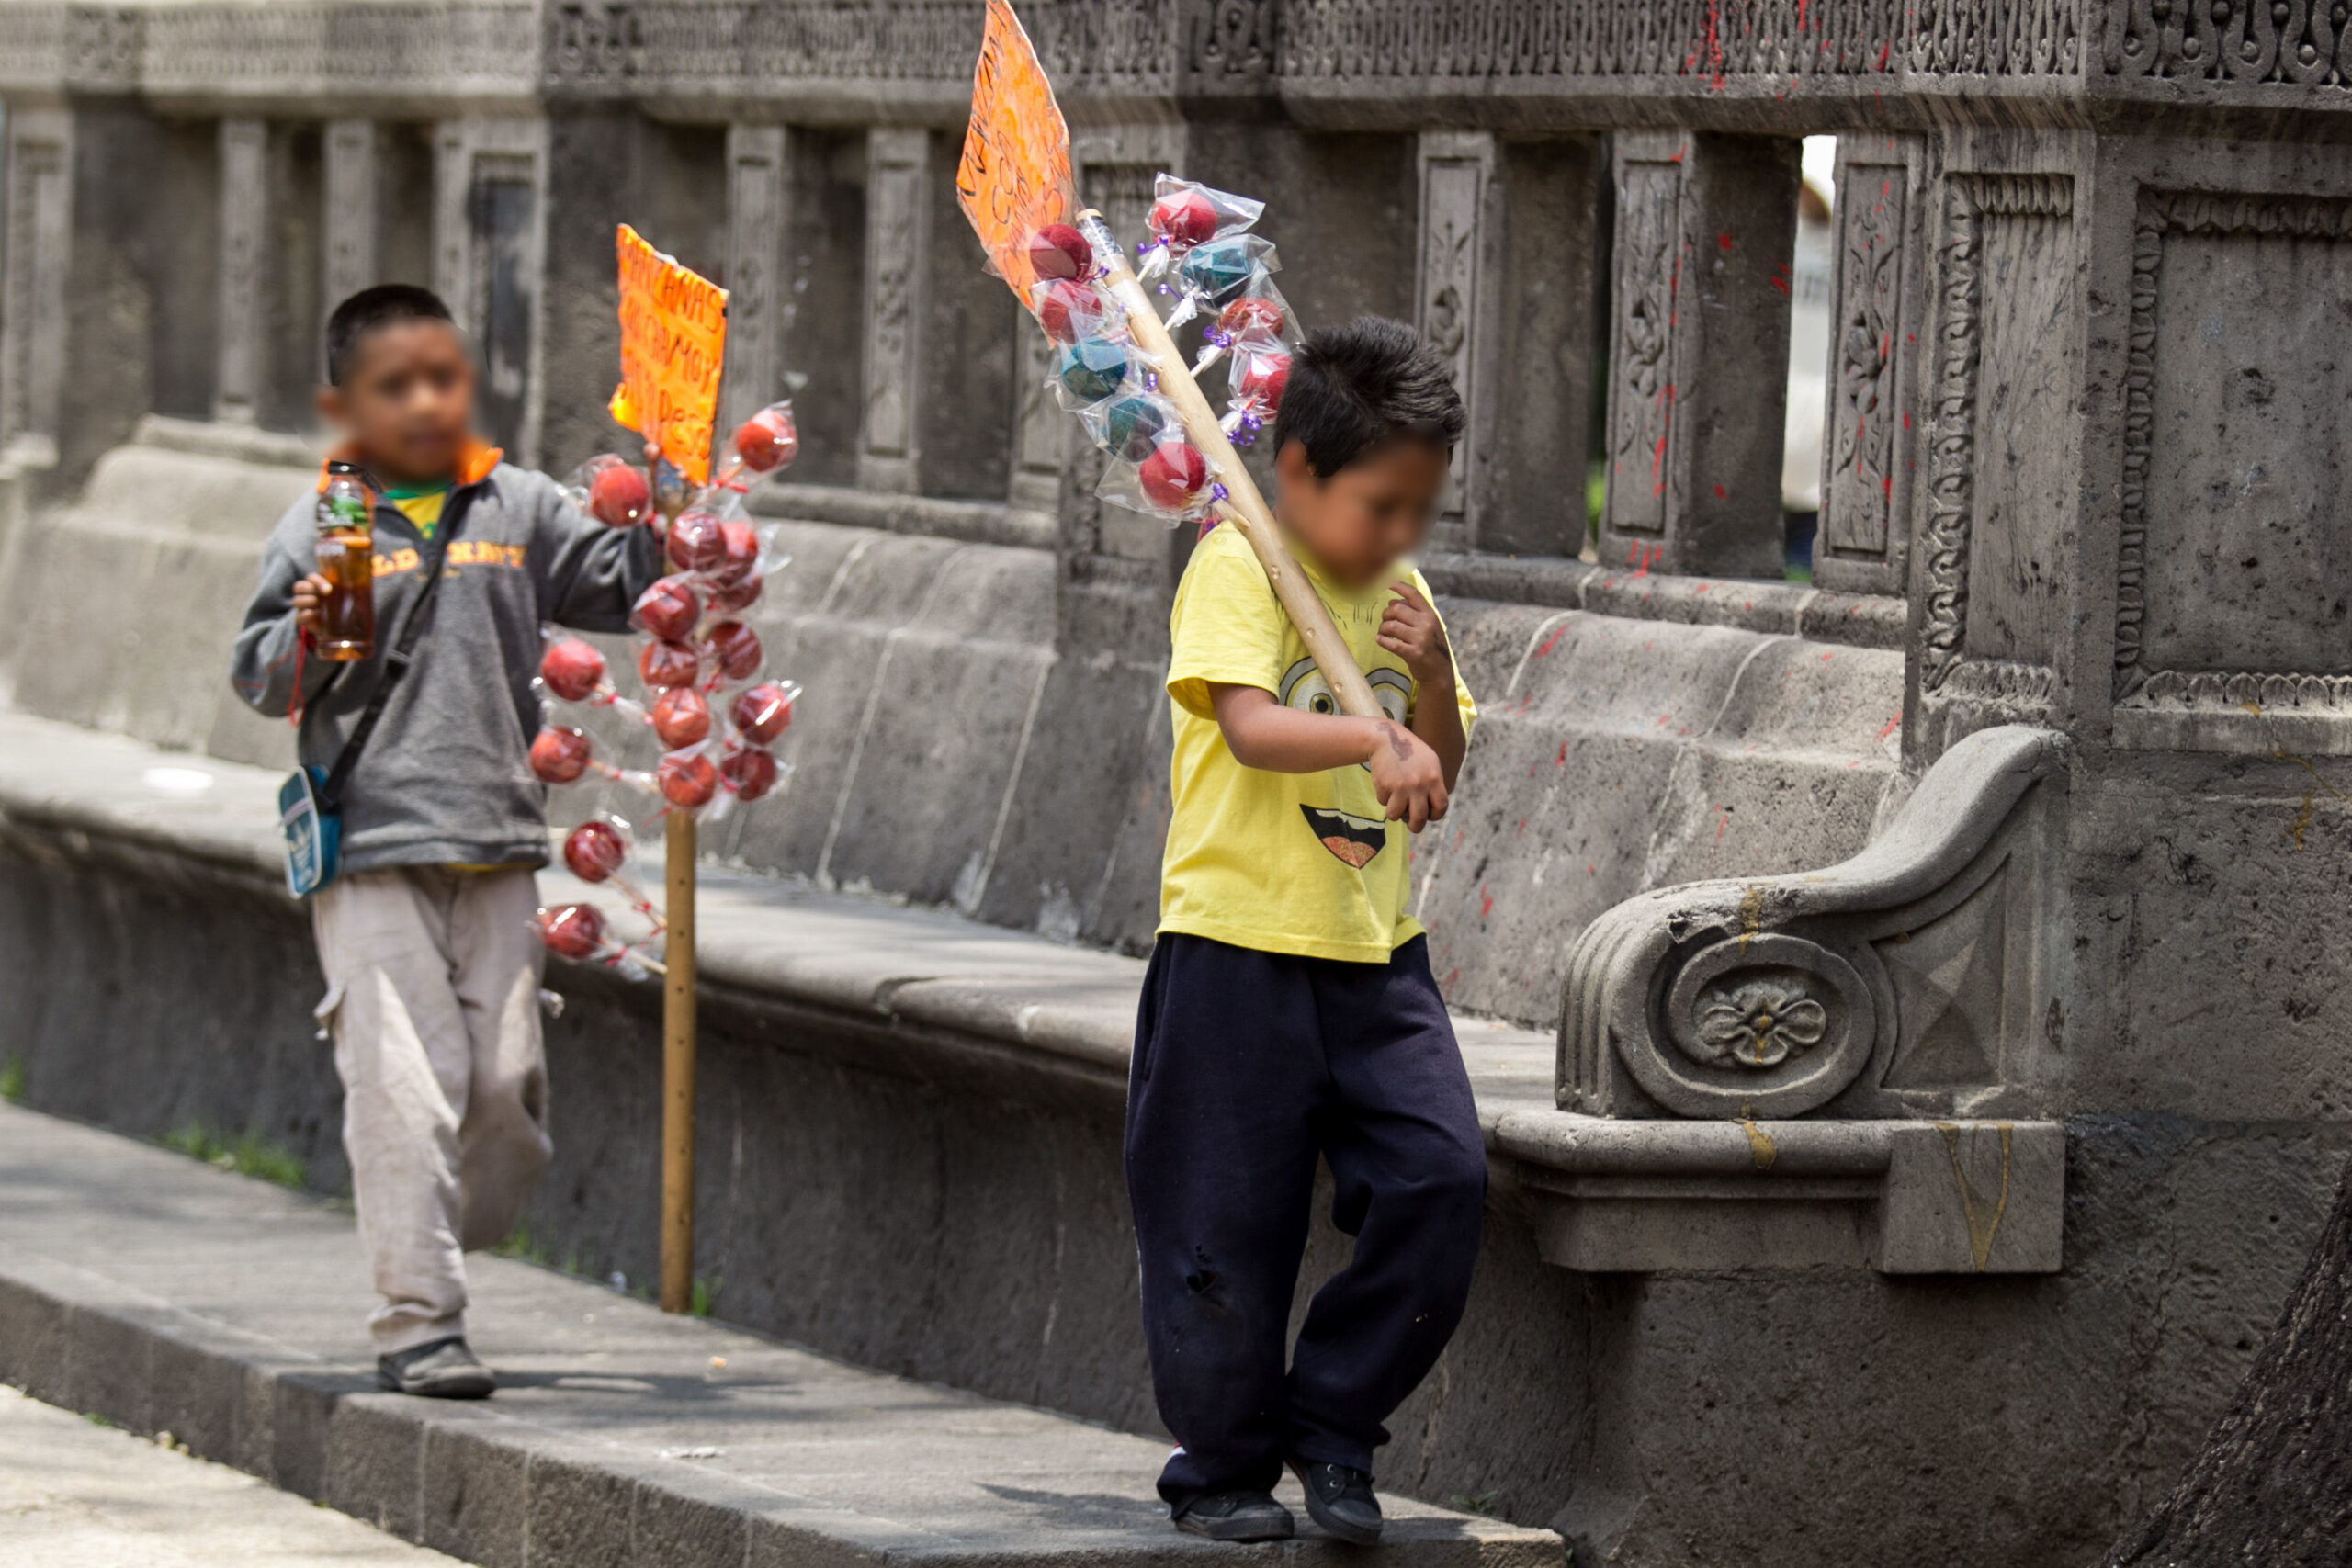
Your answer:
[1211,685,1387,774]
[1411,672,1465,790]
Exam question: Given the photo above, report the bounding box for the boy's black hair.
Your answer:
[324,284,456,386]
[1270,316,1466,479]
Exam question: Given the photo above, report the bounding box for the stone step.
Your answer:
[0,1102,1558,1566]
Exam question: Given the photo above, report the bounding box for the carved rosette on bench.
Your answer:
[1560,725,2064,1120]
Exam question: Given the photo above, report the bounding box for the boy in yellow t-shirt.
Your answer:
[1131,318,1483,1546]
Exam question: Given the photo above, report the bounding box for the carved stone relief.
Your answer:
[1916,172,2072,729]
[323,119,379,324]
[215,118,268,426]
[2104,0,2352,85]
[433,118,547,463]
[722,124,786,434]
[2113,188,2352,750]
[1605,155,1681,538]
[0,110,71,461]
[1823,151,1911,569]
[1415,133,1488,529]
[858,128,927,492]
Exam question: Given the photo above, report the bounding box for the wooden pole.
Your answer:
[659,805,696,1313]
[1077,209,1384,722]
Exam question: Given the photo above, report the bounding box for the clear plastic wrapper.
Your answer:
[704,620,763,685]
[1026,222,1095,284]
[1166,234,1281,330]
[638,637,700,692]
[707,400,798,491]
[718,742,783,803]
[1050,337,1134,409]
[1080,391,1179,464]
[1031,277,1120,346]
[729,681,799,745]
[650,685,711,749]
[1192,276,1296,373]
[656,748,719,810]
[1099,434,1217,522]
[666,507,729,575]
[708,570,764,616]
[537,633,646,719]
[1223,337,1294,444]
[529,725,593,784]
[1137,175,1263,283]
[560,817,664,929]
[563,453,654,529]
[533,902,657,980]
[631,576,702,643]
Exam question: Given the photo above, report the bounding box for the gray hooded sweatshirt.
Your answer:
[230,459,662,874]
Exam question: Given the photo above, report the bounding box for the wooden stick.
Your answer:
[1076,209,1383,722]
[659,806,696,1314]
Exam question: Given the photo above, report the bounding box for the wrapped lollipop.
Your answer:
[1222,336,1293,445]
[1098,431,1217,523]
[707,400,799,492]
[650,685,712,749]
[1136,175,1264,284]
[632,576,702,643]
[729,680,799,745]
[1080,390,1182,466]
[718,741,785,804]
[656,747,720,812]
[1193,275,1296,373]
[703,620,763,686]
[537,634,646,720]
[639,637,701,692]
[1049,335,1136,411]
[527,724,657,795]
[1167,234,1281,329]
[534,901,661,979]
[1031,276,1121,346]
[560,817,664,929]
[563,453,655,529]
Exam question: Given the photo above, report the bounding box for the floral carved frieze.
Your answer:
[1688,973,1830,1070]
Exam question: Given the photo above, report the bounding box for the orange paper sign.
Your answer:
[955,0,1077,302]
[609,224,728,486]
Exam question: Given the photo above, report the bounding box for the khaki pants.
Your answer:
[311,865,552,1354]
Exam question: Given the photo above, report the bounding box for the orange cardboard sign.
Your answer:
[609,224,728,485]
[955,0,1077,302]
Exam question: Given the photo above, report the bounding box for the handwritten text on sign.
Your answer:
[954,0,1076,303]
[609,224,728,486]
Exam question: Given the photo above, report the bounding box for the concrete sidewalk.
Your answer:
[0,1102,1558,1566]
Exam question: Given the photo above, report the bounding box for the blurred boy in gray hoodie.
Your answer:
[231,285,661,1397]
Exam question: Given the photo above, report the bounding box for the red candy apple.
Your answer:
[730,682,795,744]
[709,571,763,615]
[529,727,591,784]
[1237,350,1291,409]
[536,902,606,960]
[651,686,711,749]
[720,745,779,802]
[732,405,798,473]
[657,751,718,809]
[666,509,727,574]
[1216,297,1285,341]
[587,460,651,528]
[539,637,606,703]
[1138,439,1210,513]
[714,520,760,584]
[1148,188,1220,249]
[1027,222,1092,282]
[706,620,763,682]
[632,576,700,642]
[562,819,628,883]
[637,638,700,691]
[1035,279,1106,345]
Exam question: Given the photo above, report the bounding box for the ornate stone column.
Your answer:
[0,106,74,468]
[1598,132,1798,580]
[1416,130,1602,558]
[1814,134,1931,597]
[322,119,379,325]
[433,117,547,463]
[855,128,929,494]
[721,123,789,435]
[213,118,268,426]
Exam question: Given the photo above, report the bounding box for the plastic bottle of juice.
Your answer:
[314,460,377,660]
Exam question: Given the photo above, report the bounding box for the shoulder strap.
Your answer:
[317,485,480,813]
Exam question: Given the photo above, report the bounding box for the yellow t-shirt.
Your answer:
[388,487,448,536]
[1160,523,1476,964]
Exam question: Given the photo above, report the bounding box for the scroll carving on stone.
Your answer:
[860,131,926,479]
[1559,725,2060,1119]
[1416,135,1488,525]
[2104,0,2352,84]
[215,118,268,425]
[1917,172,2071,708]
[0,117,69,453]
[1607,157,1682,536]
[723,126,785,434]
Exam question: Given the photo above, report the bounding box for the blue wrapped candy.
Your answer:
[1177,236,1264,305]
[1098,394,1170,462]
[1054,339,1128,404]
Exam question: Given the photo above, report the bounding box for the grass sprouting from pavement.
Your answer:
[0,1057,23,1103]
[1447,1489,1502,1517]
[158,1123,307,1190]
[691,1277,723,1318]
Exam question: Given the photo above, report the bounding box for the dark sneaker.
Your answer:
[1172,1490,1295,1542]
[1291,1460,1383,1546]
[377,1336,495,1399]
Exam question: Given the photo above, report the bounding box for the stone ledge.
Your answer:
[1420,550,1907,649]
[753,482,1057,554]
[0,708,2064,1275]
[0,1101,1558,1565]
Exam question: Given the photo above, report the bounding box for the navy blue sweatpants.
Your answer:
[1125,932,1487,1508]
